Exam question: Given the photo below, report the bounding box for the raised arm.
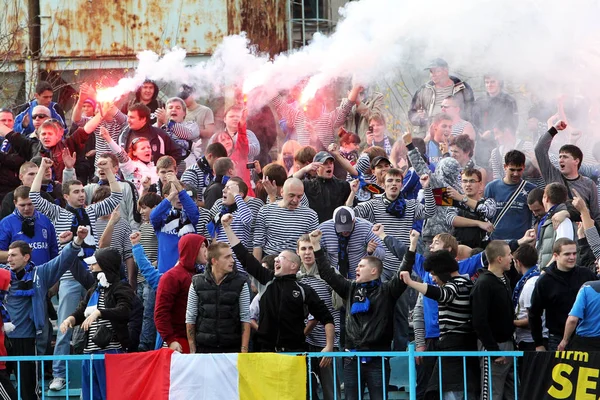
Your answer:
[222,214,274,284]
[130,232,162,291]
[311,230,352,298]
[534,121,566,183]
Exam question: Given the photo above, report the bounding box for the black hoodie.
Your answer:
[471,268,514,351]
[70,249,135,350]
[528,262,597,346]
[122,80,164,125]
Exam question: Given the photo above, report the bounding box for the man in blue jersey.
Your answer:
[0,186,58,266]
[485,150,536,241]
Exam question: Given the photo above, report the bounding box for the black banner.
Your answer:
[521,351,600,399]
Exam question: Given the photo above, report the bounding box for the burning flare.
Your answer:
[96,87,125,103]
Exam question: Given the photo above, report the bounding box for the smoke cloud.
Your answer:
[104,0,600,114]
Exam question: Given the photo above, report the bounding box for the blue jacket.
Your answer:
[132,244,162,291]
[14,100,66,135]
[4,242,81,338]
[150,190,200,273]
[413,252,483,339]
[0,210,58,266]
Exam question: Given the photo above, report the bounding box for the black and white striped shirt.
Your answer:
[95,218,133,262]
[80,111,128,166]
[30,190,123,280]
[253,204,319,255]
[425,275,474,336]
[138,222,158,283]
[353,189,436,276]
[299,272,340,348]
[181,164,210,202]
[84,289,122,353]
[245,197,265,246]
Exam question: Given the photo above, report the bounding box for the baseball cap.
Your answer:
[425,58,449,70]
[313,151,334,164]
[370,156,392,169]
[333,206,355,233]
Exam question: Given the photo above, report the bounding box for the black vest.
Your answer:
[453,201,487,249]
[191,268,247,350]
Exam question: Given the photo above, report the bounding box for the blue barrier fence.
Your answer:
[0,344,525,400]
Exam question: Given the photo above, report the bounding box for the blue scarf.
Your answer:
[512,266,540,308]
[65,205,95,257]
[350,279,381,315]
[197,156,214,186]
[207,202,237,238]
[354,172,384,195]
[382,194,406,218]
[10,262,35,297]
[536,205,557,240]
[0,139,10,153]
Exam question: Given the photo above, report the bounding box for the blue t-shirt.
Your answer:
[570,281,600,337]
[0,211,58,266]
[484,179,536,241]
[426,141,443,168]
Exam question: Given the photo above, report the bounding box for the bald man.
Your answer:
[253,178,319,260]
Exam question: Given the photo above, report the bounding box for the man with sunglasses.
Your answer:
[13,80,66,136]
[29,105,53,135]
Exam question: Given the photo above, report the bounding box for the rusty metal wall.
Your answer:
[227,0,287,56]
[0,0,30,66]
[33,0,286,60]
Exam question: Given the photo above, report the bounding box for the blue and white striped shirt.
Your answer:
[353,189,436,277]
[253,204,319,256]
[318,218,386,280]
[207,195,253,273]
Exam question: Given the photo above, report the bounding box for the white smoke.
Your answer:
[104,0,600,112]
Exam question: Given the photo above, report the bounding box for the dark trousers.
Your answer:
[416,338,438,399]
[343,357,390,400]
[308,344,341,400]
[6,337,37,400]
[548,334,561,351]
[0,369,17,400]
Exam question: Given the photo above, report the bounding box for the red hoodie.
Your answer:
[154,234,207,348]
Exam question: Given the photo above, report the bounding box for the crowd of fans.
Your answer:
[0,57,599,400]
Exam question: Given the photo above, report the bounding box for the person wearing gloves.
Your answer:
[59,247,135,400]
[1,227,88,400]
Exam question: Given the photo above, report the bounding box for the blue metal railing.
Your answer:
[0,345,524,400]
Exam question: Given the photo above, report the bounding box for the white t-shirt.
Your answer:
[515,275,548,344]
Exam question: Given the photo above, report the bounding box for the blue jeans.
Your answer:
[343,357,390,400]
[81,349,122,400]
[137,281,156,351]
[53,278,86,378]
